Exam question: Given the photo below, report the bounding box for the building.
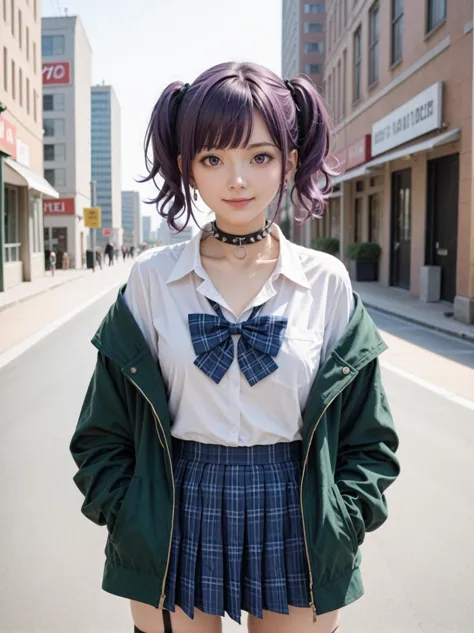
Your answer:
[42,15,92,269]
[0,0,59,292]
[158,221,196,246]
[91,84,122,248]
[121,190,141,249]
[281,1,327,246]
[142,215,151,243]
[319,0,474,324]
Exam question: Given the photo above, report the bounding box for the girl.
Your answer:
[70,61,400,633]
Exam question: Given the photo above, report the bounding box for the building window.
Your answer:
[304,63,322,74]
[4,186,20,263]
[353,26,361,103]
[34,0,36,20]
[43,93,65,111]
[18,8,22,48]
[34,89,37,121]
[369,2,379,85]
[3,47,7,91]
[2,0,6,22]
[26,26,29,60]
[354,197,362,242]
[11,59,15,99]
[43,118,65,137]
[26,76,30,113]
[368,193,380,243]
[427,0,446,32]
[44,143,65,161]
[42,34,65,56]
[304,3,325,14]
[10,0,14,34]
[33,41,36,73]
[304,22,323,33]
[391,0,403,65]
[19,67,22,106]
[44,168,66,187]
[304,42,325,53]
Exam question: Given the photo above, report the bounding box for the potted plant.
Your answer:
[312,237,340,257]
[346,242,382,282]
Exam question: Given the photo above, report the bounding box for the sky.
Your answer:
[42,0,283,229]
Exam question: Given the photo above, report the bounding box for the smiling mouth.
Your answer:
[223,198,255,205]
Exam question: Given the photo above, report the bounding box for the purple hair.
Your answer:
[141,61,333,232]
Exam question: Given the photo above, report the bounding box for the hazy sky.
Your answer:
[42,0,283,226]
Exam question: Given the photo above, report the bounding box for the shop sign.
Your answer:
[0,115,17,158]
[372,82,442,157]
[43,198,75,215]
[332,134,371,170]
[102,227,111,237]
[42,62,71,85]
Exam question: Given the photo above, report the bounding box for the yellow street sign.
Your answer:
[84,207,102,228]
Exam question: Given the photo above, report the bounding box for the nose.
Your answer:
[227,168,247,191]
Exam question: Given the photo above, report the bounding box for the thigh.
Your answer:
[130,601,223,633]
[247,606,341,633]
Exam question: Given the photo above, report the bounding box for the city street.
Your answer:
[0,274,473,633]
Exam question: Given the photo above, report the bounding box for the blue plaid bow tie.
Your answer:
[188,301,288,386]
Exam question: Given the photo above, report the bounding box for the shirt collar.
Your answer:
[166,221,311,290]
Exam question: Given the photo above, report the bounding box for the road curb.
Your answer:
[363,301,474,344]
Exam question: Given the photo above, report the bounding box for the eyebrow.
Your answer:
[245,142,277,149]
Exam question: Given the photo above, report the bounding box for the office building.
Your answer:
[0,0,58,292]
[142,215,151,243]
[320,0,474,324]
[42,15,92,268]
[91,84,122,247]
[121,190,141,249]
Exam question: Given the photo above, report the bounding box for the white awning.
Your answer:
[365,128,461,169]
[4,158,59,199]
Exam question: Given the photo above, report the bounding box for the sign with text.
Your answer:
[372,82,442,157]
[43,198,75,215]
[102,227,111,237]
[42,62,71,85]
[331,135,371,172]
[84,207,102,228]
[0,115,17,158]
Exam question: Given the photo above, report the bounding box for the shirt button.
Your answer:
[342,367,350,375]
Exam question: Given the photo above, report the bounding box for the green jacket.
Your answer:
[70,287,399,617]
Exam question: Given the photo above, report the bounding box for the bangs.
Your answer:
[192,79,255,153]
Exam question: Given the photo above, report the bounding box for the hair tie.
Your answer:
[177,82,190,104]
[284,78,301,112]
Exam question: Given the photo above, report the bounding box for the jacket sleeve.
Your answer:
[335,358,400,545]
[69,352,135,533]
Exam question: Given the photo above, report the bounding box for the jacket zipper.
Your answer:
[300,377,356,624]
[127,376,175,609]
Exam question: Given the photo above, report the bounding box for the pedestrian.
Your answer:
[70,62,400,633]
[95,248,102,270]
[105,242,114,266]
[122,246,127,262]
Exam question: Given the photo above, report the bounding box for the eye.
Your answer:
[201,155,221,167]
[252,152,274,165]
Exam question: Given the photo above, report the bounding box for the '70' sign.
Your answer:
[42,62,71,85]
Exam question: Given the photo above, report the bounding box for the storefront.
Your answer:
[1,114,59,291]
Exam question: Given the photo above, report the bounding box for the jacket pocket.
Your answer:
[110,475,140,544]
[331,484,358,554]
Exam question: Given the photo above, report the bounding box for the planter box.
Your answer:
[420,265,441,302]
[348,260,379,282]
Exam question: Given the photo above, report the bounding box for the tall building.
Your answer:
[91,85,122,247]
[142,215,151,243]
[121,190,141,249]
[0,0,59,292]
[319,0,474,325]
[42,15,92,269]
[158,222,196,246]
[281,1,326,247]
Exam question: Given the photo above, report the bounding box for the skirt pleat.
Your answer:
[163,440,310,624]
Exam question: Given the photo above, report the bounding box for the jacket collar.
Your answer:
[165,222,311,290]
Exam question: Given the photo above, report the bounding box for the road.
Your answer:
[0,282,473,633]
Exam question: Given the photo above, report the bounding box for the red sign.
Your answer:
[42,62,71,85]
[102,228,111,237]
[346,135,371,170]
[43,198,75,215]
[0,115,17,158]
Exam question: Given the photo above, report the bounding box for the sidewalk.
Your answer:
[0,267,93,313]
[352,281,474,343]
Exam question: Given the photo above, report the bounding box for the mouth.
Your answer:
[223,198,255,208]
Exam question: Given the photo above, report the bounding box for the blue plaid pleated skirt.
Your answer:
[163,439,310,624]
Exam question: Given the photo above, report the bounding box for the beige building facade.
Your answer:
[317,0,474,324]
[0,0,58,292]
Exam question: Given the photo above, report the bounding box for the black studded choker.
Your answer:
[210,219,272,259]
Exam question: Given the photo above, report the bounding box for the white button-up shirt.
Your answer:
[123,224,354,447]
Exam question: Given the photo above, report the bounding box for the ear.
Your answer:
[285,149,298,181]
